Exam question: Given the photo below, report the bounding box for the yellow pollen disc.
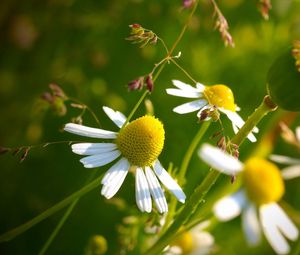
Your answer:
[116,115,165,167]
[203,84,236,111]
[243,158,285,205]
[172,231,193,254]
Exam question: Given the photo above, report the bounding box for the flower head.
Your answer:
[64,107,186,213]
[198,143,299,254]
[166,80,258,142]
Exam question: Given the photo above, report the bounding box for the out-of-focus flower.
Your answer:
[166,80,258,142]
[182,0,195,9]
[84,235,107,255]
[199,144,299,255]
[257,0,272,20]
[164,221,215,255]
[64,107,186,213]
[292,40,300,72]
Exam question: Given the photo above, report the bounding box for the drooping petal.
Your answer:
[79,150,121,168]
[281,165,300,180]
[166,88,202,98]
[270,154,300,165]
[102,106,127,128]
[153,160,186,203]
[268,203,299,241]
[64,123,117,139]
[101,157,130,185]
[135,168,152,213]
[259,204,291,255]
[101,162,129,199]
[172,80,201,92]
[213,190,246,221]
[242,204,261,246]
[198,144,244,175]
[145,167,168,213]
[71,143,117,155]
[173,99,207,114]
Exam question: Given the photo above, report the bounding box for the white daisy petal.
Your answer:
[270,154,300,165]
[101,157,130,185]
[281,165,300,180]
[64,123,117,139]
[173,99,207,114]
[71,143,117,155]
[269,203,299,241]
[198,144,244,175]
[145,167,168,213]
[135,168,152,213]
[79,150,121,168]
[213,190,246,221]
[242,204,261,246]
[260,204,291,255]
[166,88,202,98]
[102,106,127,128]
[153,160,186,203]
[296,127,300,142]
[196,82,205,91]
[101,163,129,199]
[172,80,200,92]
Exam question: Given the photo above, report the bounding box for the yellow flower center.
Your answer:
[116,115,165,167]
[203,84,236,111]
[243,158,285,205]
[172,231,193,254]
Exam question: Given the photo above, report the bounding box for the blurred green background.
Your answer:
[0,0,300,254]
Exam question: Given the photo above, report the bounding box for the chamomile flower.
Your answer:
[64,106,186,213]
[198,144,299,255]
[164,221,215,255]
[166,80,258,142]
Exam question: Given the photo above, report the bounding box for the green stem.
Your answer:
[143,95,278,255]
[38,171,98,255]
[178,121,211,185]
[170,58,197,84]
[0,174,103,243]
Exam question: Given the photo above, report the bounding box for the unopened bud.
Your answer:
[146,74,154,92]
[128,77,144,91]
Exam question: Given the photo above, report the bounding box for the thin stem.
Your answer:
[0,174,103,243]
[38,171,98,255]
[143,95,278,255]
[170,58,197,84]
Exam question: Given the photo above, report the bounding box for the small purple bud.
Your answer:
[183,0,194,9]
[145,75,154,92]
[128,77,144,91]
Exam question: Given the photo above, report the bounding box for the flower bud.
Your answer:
[145,74,154,92]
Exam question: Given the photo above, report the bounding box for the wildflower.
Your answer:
[64,107,186,213]
[198,144,299,255]
[164,221,214,255]
[166,80,258,142]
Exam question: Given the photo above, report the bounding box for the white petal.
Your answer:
[101,157,130,185]
[71,143,117,155]
[268,203,299,241]
[164,246,182,255]
[172,80,200,92]
[101,163,129,199]
[213,190,246,221]
[198,144,244,175]
[270,154,300,165]
[166,88,201,98]
[296,126,300,142]
[196,82,205,91]
[64,123,117,139]
[281,165,300,180]
[145,167,168,213]
[190,232,214,255]
[135,168,152,213]
[153,160,186,203]
[79,150,121,168]
[173,99,207,114]
[102,106,126,128]
[260,204,291,255]
[242,204,261,246]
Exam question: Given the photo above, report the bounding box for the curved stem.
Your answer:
[143,95,278,255]
[170,58,197,84]
[0,174,103,243]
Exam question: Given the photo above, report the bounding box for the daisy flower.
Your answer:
[64,106,186,214]
[166,80,258,142]
[198,144,299,255]
[164,221,215,255]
